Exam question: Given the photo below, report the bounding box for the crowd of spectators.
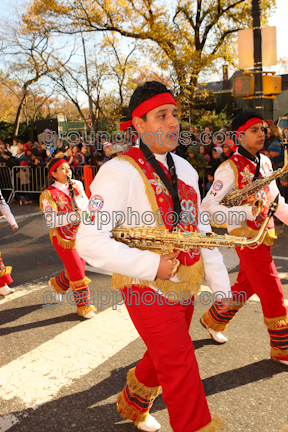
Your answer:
[0,119,287,204]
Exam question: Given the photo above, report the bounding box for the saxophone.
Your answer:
[67,174,79,211]
[221,139,288,208]
[111,198,279,253]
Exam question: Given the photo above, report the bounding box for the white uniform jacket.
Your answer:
[201,151,288,232]
[76,152,231,297]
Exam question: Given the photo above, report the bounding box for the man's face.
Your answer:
[133,103,179,154]
[52,163,71,184]
[240,123,265,154]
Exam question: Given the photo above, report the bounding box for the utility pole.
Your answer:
[252,0,264,117]
[81,33,95,131]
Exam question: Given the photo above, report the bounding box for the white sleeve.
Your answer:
[74,180,89,211]
[270,179,288,225]
[201,161,255,230]
[190,171,231,298]
[0,190,18,229]
[76,164,160,281]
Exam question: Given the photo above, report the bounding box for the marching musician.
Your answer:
[76,81,231,432]
[201,112,288,367]
[39,159,96,319]
[0,188,18,296]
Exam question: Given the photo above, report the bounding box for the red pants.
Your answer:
[51,237,94,315]
[0,254,13,288]
[202,245,288,359]
[118,286,212,432]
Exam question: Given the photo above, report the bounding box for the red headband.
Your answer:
[120,93,177,131]
[237,117,263,133]
[49,159,68,178]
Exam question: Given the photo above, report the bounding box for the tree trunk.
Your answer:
[13,92,26,137]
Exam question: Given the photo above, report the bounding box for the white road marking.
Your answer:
[0,211,43,223]
[273,256,288,261]
[0,281,48,304]
[0,304,138,414]
[0,414,19,432]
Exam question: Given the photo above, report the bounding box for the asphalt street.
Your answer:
[0,202,288,432]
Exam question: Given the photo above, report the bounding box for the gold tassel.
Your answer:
[49,277,67,294]
[116,367,160,425]
[201,311,228,332]
[196,414,225,432]
[0,266,12,279]
[271,346,288,358]
[39,190,58,213]
[76,305,96,316]
[70,277,91,290]
[264,315,288,330]
[126,367,160,399]
[112,257,204,299]
[49,230,76,249]
[116,394,149,425]
[201,301,244,332]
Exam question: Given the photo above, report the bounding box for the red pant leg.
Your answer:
[121,286,211,432]
[51,237,95,315]
[0,254,13,287]
[201,265,254,332]
[136,296,195,388]
[236,245,286,318]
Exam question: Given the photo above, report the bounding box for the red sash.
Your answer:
[230,153,274,231]
[124,147,201,266]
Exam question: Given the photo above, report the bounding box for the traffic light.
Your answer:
[263,73,281,96]
[232,75,255,97]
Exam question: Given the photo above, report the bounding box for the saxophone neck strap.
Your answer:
[139,141,181,228]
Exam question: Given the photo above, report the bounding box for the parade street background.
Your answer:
[0,203,287,432]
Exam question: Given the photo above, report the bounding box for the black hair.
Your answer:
[232,112,264,132]
[129,81,173,121]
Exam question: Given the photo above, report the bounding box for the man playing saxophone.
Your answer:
[201,112,288,367]
[76,81,230,432]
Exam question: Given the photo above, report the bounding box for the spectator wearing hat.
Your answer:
[111,144,124,157]
[3,151,17,168]
[210,147,223,175]
[222,140,236,161]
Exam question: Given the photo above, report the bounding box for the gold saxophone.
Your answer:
[221,139,288,208]
[111,199,279,253]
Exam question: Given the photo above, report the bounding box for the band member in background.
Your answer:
[40,159,96,319]
[201,112,288,366]
[76,81,230,432]
[0,188,18,296]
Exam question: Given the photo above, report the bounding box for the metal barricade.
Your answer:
[11,166,50,204]
[7,165,99,204]
[0,166,13,203]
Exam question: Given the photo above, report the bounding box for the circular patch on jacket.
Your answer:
[212,180,223,191]
[88,195,104,212]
